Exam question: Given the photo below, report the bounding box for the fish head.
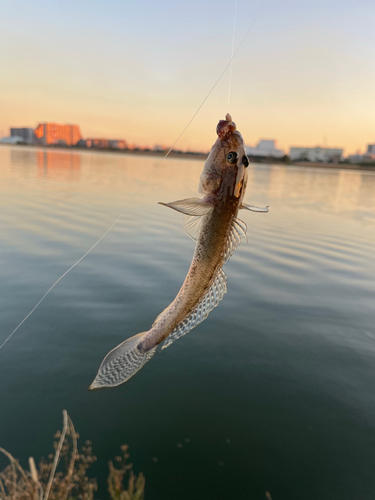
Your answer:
[199,113,249,201]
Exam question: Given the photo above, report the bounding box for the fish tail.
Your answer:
[89,332,156,390]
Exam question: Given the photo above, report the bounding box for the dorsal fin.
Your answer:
[162,268,228,349]
[222,216,247,264]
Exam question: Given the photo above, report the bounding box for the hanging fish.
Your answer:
[90,114,268,390]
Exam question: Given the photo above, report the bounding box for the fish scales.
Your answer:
[90,114,268,390]
[140,168,239,351]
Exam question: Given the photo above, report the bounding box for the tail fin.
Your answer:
[89,332,157,390]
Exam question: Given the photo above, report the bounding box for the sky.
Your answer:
[0,0,374,154]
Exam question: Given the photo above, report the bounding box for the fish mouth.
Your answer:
[217,113,236,140]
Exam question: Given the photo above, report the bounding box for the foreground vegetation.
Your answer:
[0,410,145,500]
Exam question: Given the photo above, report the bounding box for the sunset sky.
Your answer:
[1,0,374,154]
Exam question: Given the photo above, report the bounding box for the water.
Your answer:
[1,145,375,500]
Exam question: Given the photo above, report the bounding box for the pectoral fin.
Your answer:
[158,198,213,216]
[183,214,203,241]
[240,203,269,213]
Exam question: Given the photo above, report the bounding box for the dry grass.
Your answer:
[0,410,145,500]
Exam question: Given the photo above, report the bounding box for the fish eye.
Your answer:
[242,155,249,167]
[227,151,238,164]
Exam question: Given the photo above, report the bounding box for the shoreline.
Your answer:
[292,161,375,172]
[1,143,374,172]
[0,142,208,161]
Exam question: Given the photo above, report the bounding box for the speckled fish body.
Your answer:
[140,139,246,352]
[90,115,268,390]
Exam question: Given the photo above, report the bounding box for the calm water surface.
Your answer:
[1,146,375,500]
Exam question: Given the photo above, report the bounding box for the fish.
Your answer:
[89,114,268,390]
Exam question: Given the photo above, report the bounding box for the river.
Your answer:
[1,146,375,499]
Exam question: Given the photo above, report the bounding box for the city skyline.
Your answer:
[0,120,348,155]
[4,120,375,164]
[1,0,375,154]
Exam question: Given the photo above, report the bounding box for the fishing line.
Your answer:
[0,2,264,352]
[227,0,238,108]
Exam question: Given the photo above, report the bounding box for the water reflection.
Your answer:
[36,150,81,181]
[333,170,362,210]
[9,147,81,182]
[4,146,375,217]
[10,148,37,168]
[254,164,375,215]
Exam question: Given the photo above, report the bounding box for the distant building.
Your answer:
[81,138,127,149]
[108,140,127,149]
[246,140,285,159]
[0,136,26,144]
[347,153,364,163]
[34,123,82,146]
[10,127,36,145]
[289,146,343,163]
[348,153,375,163]
[345,144,375,163]
[85,138,109,148]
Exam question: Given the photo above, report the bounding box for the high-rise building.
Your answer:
[10,127,36,144]
[34,123,82,146]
